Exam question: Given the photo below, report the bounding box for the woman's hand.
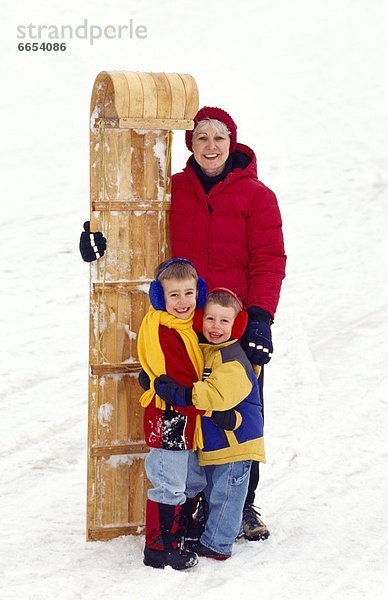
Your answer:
[241,307,273,366]
[79,221,107,262]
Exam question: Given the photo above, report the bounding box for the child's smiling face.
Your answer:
[202,302,236,344]
[162,277,197,319]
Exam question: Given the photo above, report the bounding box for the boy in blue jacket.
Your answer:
[154,288,265,559]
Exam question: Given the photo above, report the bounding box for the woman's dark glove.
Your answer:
[241,306,273,366]
[79,221,107,262]
[138,369,151,391]
[211,410,237,430]
[154,375,193,407]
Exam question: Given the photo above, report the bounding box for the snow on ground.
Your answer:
[1,0,388,598]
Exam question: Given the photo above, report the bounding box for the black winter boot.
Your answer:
[186,540,230,561]
[182,493,209,540]
[144,500,198,570]
[180,496,199,540]
[143,546,198,570]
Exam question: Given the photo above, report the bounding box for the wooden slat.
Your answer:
[110,72,130,118]
[144,135,159,203]
[93,117,194,130]
[128,457,148,523]
[165,73,187,119]
[90,363,141,375]
[92,117,119,128]
[86,375,99,536]
[179,73,199,120]
[88,525,145,541]
[100,129,126,207]
[91,444,149,457]
[92,281,150,293]
[126,373,145,442]
[151,72,172,119]
[139,73,158,118]
[92,200,170,212]
[130,130,146,202]
[90,73,117,121]
[124,72,144,117]
[119,117,194,130]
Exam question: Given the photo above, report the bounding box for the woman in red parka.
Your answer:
[79,106,286,540]
[170,107,286,540]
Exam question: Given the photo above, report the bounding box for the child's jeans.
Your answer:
[145,448,207,505]
[201,460,252,555]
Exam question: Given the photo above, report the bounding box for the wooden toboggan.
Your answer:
[87,71,199,541]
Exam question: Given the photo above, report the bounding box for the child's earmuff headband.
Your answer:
[207,287,248,339]
[209,287,244,310]
[149,258,207,310]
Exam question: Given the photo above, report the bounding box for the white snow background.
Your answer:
[1,0,387,598]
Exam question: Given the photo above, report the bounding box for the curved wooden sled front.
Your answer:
[87,71,199,541]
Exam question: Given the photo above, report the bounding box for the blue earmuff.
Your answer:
[149,258,207,310]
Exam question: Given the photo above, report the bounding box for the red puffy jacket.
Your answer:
[170,144,286,317]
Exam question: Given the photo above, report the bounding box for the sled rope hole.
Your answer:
[95,124,173,366]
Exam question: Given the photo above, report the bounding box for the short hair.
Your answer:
[193,118,231,139]
[205,290,242,315]
[155,259,198,283]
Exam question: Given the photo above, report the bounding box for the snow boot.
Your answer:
[184,493,209,540]
[242,504,270,541]
[143,546,198,570]
[143,500,198,570]
[187,540,230,561]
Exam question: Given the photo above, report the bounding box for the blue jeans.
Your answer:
[201,460,252,556]
[145,448,207,505]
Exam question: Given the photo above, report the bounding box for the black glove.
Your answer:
[154,375,193,407]
[79,221,107,262]
[241,306,273,366]
[138,369,150,391]
[211,410,238,430]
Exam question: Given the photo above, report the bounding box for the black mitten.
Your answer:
[79,221,106,262]
[138,369,151,391]
[211,410,238,430]
[241,307,273,366]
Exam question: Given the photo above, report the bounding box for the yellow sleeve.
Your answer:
[192,361,252,411]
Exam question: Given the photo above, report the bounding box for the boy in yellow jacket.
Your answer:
[154,288,265,559]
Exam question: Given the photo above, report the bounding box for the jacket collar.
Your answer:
[198,334,237,350]
[183,143,259,195]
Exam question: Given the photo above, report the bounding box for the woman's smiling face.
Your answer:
[192,124,231,176]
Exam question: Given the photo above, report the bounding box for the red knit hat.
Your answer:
[186,106,237,154]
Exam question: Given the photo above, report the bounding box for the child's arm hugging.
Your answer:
[154,375,239,431]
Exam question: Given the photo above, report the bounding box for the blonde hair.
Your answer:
[155,259,198,283]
